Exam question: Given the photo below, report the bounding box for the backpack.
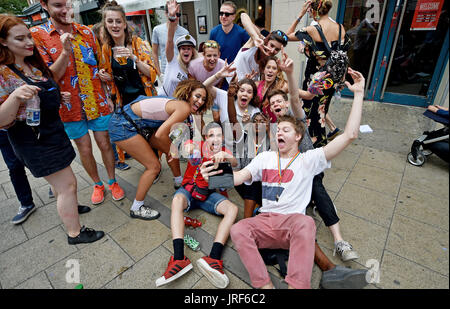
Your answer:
[258,248,290,278]
[312,24,351,91]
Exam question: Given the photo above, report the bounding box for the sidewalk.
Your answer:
[0,99,448,289]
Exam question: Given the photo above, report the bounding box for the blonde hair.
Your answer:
[173,80,213,114]
[177,47,198,74]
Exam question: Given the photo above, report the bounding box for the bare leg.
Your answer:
[328,223,344,243]
[74,133,100,183]
[93,130,116,181]
[116,135,160,201]
[167,157,181,177]
[171,194,188,239]
[44,166,81,237]
[214,200,238,244]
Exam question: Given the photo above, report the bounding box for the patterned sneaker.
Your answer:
[91,184,105,205]
[184,234,201,251]
[184,216,202,228]
[334,240,359,262]
[196,256,229,289]
[115,162,130,171]
[11,205,36,225]
[109,182,125,201]
[155,256,193,287]
[130,205,160,220]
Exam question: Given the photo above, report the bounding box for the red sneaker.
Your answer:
[196,256,229,288]
[155,256,193,287]
[184,216,202,228]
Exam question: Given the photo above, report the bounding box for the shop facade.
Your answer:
[271,0,448,108]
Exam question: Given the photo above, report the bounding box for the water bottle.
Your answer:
[25,98,40,126]
[169,127,184,143]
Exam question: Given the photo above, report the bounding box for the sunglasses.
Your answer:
[273,30,288,44]
[219,11,235,17]
[204,41,219,48]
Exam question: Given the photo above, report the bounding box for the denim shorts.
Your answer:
[174,187,227,216]
[108,103,164,142]
[63,114,112,140]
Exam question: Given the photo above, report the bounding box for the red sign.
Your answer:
[410,0,444,30]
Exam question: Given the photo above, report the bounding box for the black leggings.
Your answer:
[311,172,340,227]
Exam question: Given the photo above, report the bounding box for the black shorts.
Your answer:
[235,181,262,205]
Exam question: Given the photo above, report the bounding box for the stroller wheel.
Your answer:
[407,151,426,166]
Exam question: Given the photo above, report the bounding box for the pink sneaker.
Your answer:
[91,185,105,205]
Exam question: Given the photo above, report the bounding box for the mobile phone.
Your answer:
[208,162,234,190]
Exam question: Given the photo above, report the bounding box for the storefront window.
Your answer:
[343,0,385,81]
[385,0,448,96]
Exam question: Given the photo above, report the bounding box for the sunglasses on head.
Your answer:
[273,30,288,44]
[219,11,235,17]
[204,41,219,49]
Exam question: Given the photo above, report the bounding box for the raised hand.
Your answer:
[299,0,312,18]
[345,68,365,94]
[167,0,180,18]
[216,60,236,79]
[228,73,239,97]
[245,69,258,80]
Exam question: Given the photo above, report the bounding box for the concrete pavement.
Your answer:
[0,98,448,289]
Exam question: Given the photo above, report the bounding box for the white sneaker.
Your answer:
[334,241,359,262]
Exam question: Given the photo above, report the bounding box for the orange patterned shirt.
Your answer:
[31,20,111,122]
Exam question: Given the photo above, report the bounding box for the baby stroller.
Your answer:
[407,109,449,166]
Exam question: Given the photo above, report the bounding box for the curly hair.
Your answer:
[173,80,213,114]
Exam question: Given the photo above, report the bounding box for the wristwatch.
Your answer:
[168,15,177,22]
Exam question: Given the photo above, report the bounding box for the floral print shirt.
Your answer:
[0,64,46,129]
[31,20,111,122]
[100,36,157,106]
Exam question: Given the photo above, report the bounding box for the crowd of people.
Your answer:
[1,0,370,289]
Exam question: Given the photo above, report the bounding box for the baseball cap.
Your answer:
[176,34,197,49]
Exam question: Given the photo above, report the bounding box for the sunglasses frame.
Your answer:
[219,11,235,17]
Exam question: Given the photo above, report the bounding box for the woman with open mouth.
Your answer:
[255,56,289,123]
[108,79,213,220]
[98,1,158,107]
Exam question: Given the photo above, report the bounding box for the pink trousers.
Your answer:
[230,212,316,289]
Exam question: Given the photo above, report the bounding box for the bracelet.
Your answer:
[297,16,302,23]
[168,15,177,22]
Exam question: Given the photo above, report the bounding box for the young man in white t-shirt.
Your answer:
[201,68,365,289]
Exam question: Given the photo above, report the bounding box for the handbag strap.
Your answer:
[120,108,141,133]
[7,64,36,85]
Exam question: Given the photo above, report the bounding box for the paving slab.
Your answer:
[0,226,77,288]
[379,251,449,289]
[46,235,134,289]
[386,214,449,276]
